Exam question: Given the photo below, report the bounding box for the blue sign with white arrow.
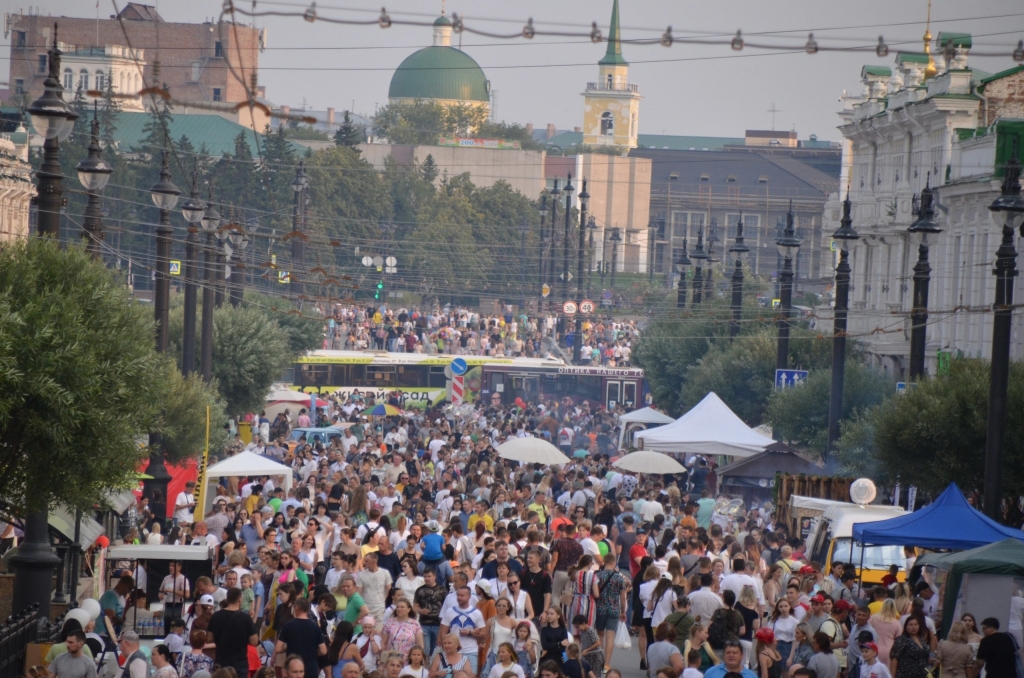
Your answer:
[775,369,809,390]
[450,357,468,376]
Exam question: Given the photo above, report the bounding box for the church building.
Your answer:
[581,0,642,149]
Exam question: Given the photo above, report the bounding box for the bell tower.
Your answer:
[581,0,641,149]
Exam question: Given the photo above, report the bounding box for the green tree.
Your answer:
[420,154,439,183]
[0,240,207,515]
[159,369,230,463]
[333,111,365,149]
[244,291,323,356]
[211,305,292,414]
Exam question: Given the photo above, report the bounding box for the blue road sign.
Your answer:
[450,357,468,376]
[896,382,918,394]
[775,369,809,389]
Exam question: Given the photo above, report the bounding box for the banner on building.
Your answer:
[437,137,521,150]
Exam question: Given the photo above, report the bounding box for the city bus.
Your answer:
[289,351,645,410]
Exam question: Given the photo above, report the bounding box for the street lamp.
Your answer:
[586,216,598,299]
[290,161,309,300]
[228,224,246,308]
[572,180,590,364]
[826,192,860,457]
[704,217,719,300]
[28,24,79,239]
[561,173,575,306]
[674,240,692,309]
[216,226,229,308]
[983,153,1024,520]
[775,203,802,371]
[149,150,181,354]
[690,227,708,305]
[179,172,206,376]
[75,106,112,259]
[537,195,549,311]
[907,178,941,380]
[609,228,622,290]
[729,214,750,338]
[199,192,221,383]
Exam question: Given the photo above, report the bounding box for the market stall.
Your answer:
[633,392,775,458]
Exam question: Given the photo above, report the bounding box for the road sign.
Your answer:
[451,375,465,405]
[361,256,373,267]
[579,300,595,314]
[559,272,573,281]
[771,298,781,308]
[279,271,290,284]
[169,260,181,276]
[385,256,397,267]
[602,290,612,300]
[775,369,809,390]
[373,255,384,267]
[896,382,917,394]
[562,301,578,315]
[450,357,468,376]
[541,284,551,298]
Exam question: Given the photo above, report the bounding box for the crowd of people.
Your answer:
[320,304,639,365]
[43,393,1023,678]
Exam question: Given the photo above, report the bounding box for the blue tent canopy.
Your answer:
[852,483,1024,550]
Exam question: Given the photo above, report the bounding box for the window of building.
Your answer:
[38,55,48,73]
[700,173,710,182]
[78,69,89,91]
[15,31,26,48]
[758,175,768,184]
[606,74,613,88]
[727,174,737,183]
[215,41,223,57]
[600,111,614,136]
[14,79,25,95]
[672,212,688,238]
[64,68,74,90]
[95,71,105,91]
[212,87,222,102]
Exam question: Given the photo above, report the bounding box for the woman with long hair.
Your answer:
[568,555,597,635]
[682,624,719,673]
[755,628,783,678]
[893,584,914,616]
[787,624,814,673]
[328,621,365,678]
[666,557,686,589]
[869,599,904,666]
[298,533,318,575]
[769,598,798,669]
[762,566,784,609]
[349,486,369,526]
[483,598,518,678]
[637,564,662,668]
[539,607,572,666]
[890,613,934,678]
[935,621,974,678]
[959,613,983,645]
[647,576,677,629]
[381,599,423,658]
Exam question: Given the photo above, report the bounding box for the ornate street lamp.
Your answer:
[179,174,206,376]
[674,240,692,309]
[149,151,181,354]
[290,161,309,300]
[75,107,112,258]
[775,203,802,371]
[199,192,221,383]
[983,153,1024,519]
[729,214,750,338]
[826,192,860,457]
[907,179,941,380]
[690,227,708,305]
[573,179,589,365]
[537,195,549,311]
[609,227,622,290]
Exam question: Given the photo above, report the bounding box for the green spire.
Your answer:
[599,0,628,66]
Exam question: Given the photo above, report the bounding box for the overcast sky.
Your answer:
[6,0,1024,140]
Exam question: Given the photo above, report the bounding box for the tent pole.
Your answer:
[857,541,866,596]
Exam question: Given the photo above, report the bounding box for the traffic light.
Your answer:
[374,280,384,300]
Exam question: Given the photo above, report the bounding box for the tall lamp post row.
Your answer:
[572,180,590,365]
[775,204,802,373]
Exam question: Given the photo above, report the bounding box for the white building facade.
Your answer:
[838,36,1024,377]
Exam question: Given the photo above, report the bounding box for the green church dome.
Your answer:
[388,46,490,103]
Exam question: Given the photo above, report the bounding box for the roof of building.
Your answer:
[599,0,628,66]
[936,32,972,48]
[896,51,930,64]
[114,111,296,157]
[433,15,452,27]
[389,47,489,102]
[979,64,1024,86]
[630,147,839,197]
[117,3,163,21]
[862,65,892,77]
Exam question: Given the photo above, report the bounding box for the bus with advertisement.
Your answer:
[290,350,646,410]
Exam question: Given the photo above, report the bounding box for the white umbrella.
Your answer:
[613,451,687,474]
[497,437,571,466]
[267,389,314,403]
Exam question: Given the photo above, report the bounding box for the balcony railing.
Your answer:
[586,82,639,93]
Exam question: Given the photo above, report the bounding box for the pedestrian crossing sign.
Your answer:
[169,260,181,275]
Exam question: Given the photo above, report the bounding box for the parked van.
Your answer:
[804,502,908,585]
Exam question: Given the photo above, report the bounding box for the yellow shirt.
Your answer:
[360,544,380,557]
[244,493,260,516]
[868,600,884,615]
[527,502,547,522]
[467,513,494,532]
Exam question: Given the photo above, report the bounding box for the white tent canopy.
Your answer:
[206,451,293,494]
[617,407,677,449]
[633,392,775,458]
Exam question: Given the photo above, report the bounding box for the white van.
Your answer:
[804,502,908,585]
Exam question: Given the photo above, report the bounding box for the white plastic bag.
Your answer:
[615,623,631,650]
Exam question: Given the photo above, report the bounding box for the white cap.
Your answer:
[198,594,215,606]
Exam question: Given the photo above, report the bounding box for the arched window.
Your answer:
[78,69,89,91]
[606,74,613,89]
[119,71,125,92]
[63,68,73,90]
[601,111,614,136]
[95,71,105,91]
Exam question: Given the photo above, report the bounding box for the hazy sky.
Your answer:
[6,0,1024,141]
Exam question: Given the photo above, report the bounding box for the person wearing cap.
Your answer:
[116,631,149,678]
[806,594,829,633]
[860,642,892,678]
[820,598,853,670]
[847,605,878,678]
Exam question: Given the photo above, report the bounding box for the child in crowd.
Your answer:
[572,615,604,678]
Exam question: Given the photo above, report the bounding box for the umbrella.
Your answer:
[613,451,687,474]
[497,437,571,466]
[367,403,402,417]
[573,448,589,458]
[266,389,315,403]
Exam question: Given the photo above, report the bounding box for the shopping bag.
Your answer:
[615,623,631,650]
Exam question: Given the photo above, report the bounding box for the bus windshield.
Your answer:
[832,538,907,570]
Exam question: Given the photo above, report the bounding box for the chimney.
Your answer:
[546,123,556,140]
[573,127,581,133]
[327,107,335,126]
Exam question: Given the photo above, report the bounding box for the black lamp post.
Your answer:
[179,174,206,377]
[690,227,708,305]
[729,214,750,338]
[907,179,941,381]
[537,195,548,311]
[228,224,247,308]
[548,180,561,315]
[75,107,113,259]
[983,153,1024,520]
[609,228,622,289]
[561,173,575,306]
[572,180,589,365]
[674,240,692,309]
[199,193,221,383]
[775,203,802,371]
[705,217,719,300]
[586,216,597,299]
[826,192,860,457]
[27,24,79,240]
[290,161,309,300]
[215,227,228,308]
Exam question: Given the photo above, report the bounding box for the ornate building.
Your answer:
[0,129,33,242]
[581,0,641,149]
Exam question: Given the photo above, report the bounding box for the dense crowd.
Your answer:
[319,304,639,364]
[43,395,1023,678]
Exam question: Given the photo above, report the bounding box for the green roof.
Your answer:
[389,46,489,102]
[433,15,451,27]
[598,0,628,66]
[113,112,295,157]
[862,65,892,77]
[896,51,930,64]
[638,134,744,150]
[979,65,1024,87]
[937,32,972,48]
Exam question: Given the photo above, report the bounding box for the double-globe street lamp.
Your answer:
[983,153,1024,519]
[199,195,222,383]
[775,204,802,372]
[572,180,590,365]
[75,107,113,259]
[179,176,207,376]
[690,228,708,305]
[674,239,692,309]
[826,193,860,457]
[536,195,548,311]
[729,214,750,339]
[907,179,941,381]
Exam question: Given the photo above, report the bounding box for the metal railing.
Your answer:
[0,605,59,678]
[585,82,639,92]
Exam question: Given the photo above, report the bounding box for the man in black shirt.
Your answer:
[206,588,258,678]
[413,568,447,656]
[973,617,1018,678]
[275,598,326,678]
[520,550,552,624]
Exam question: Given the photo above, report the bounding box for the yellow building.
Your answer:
[581,0,641,149]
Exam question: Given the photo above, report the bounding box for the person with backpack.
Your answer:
[708,590,745,657]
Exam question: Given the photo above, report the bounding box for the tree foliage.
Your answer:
[211,305,292,414]
[334,111,365,149]
[0,240,209,515]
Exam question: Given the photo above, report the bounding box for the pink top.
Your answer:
[869,616,903,666]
